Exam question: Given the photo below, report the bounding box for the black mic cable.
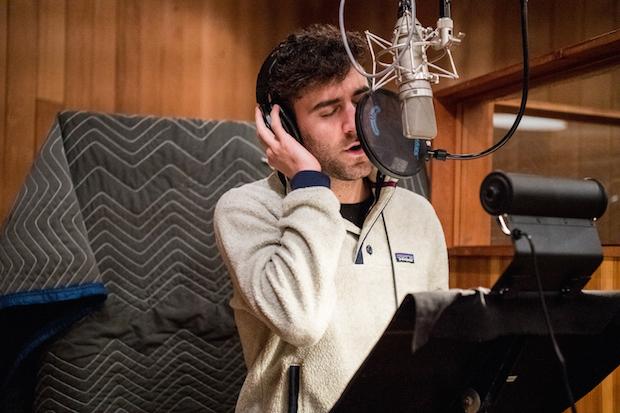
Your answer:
[511,229,578,413]
[429,0,529,161]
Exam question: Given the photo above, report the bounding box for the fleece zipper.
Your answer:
[288,364,300,413]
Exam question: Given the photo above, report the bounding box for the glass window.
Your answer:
[491,66,619,245]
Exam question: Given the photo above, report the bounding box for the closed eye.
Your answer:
[320,107,338,117]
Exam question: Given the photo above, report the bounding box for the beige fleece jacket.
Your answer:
[214,173,448,412]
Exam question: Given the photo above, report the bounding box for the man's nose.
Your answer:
[342,102,357,136]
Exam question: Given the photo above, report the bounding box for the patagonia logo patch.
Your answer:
[395,253,415,263]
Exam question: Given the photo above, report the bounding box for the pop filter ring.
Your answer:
[356,89,427,178]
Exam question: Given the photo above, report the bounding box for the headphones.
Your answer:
[255,46,303,143]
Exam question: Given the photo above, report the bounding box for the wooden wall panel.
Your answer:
[92,0,117,112]
[229,1,257,121]
[160,0,195,117]
[199,0,232,119]
[4,0,37,226]
[446,0,498,83]
[431,100,458,246]
[0,0,620,225]
[454,101,494,246]
[136,0,161,115]
[0,0,7,224]
[35,99,62,152]
[450,252,619,290]
[1,0,619,225]
[37,0,65,105]
[35,0,65,151]
[65,0,94,109]
[446,0,620,85]
[115,0,135,112]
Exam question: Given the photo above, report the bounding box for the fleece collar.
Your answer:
[351,170,397,262]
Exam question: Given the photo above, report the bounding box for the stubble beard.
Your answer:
[303,134,373,181]
[322,157,373,181]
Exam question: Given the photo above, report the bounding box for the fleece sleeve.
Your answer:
[213,184,346,347]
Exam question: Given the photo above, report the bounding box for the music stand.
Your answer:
[330,290,620,413]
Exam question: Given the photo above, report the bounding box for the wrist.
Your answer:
[290,171,331,190]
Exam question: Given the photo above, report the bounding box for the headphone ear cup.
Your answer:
[259,103,274,131]
[278,106,302,143]
[256,45,302,143]
[258,103,301,144]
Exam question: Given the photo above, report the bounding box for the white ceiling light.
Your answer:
[493,113,568,132]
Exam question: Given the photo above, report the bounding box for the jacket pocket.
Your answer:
[288,364,301,413]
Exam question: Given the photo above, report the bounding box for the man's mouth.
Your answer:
[346,143,363,152]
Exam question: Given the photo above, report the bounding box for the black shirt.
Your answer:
[340,194,375,228]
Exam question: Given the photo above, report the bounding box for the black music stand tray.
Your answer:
[330,289,620,413]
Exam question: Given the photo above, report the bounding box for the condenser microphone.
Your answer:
[341,0,462,177]
[393,0,437,140]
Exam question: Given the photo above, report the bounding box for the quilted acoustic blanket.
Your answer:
[0,111,270,412]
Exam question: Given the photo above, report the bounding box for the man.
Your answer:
[214,24,448,413]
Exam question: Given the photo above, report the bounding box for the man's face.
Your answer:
[293,68,373,181]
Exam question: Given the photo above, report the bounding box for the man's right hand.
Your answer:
[255,105,321,178]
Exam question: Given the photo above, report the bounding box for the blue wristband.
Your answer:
[290,171,331,190]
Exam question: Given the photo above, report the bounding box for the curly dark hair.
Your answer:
[268,24,367,104]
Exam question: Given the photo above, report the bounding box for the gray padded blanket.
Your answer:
[1,112,271,412]
[0,116,107,411]
[0,110,429,412]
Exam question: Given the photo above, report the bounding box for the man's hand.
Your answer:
[255,105,321,178]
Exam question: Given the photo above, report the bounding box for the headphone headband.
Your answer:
[256,47,279,106]
[255,45,302,142]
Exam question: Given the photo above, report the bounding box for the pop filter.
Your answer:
[356,89,427,178]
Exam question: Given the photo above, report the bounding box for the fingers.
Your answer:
[255,106,276,148]
[255,104,319,177]
[255,105,283,172]
[269,105,287,139]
